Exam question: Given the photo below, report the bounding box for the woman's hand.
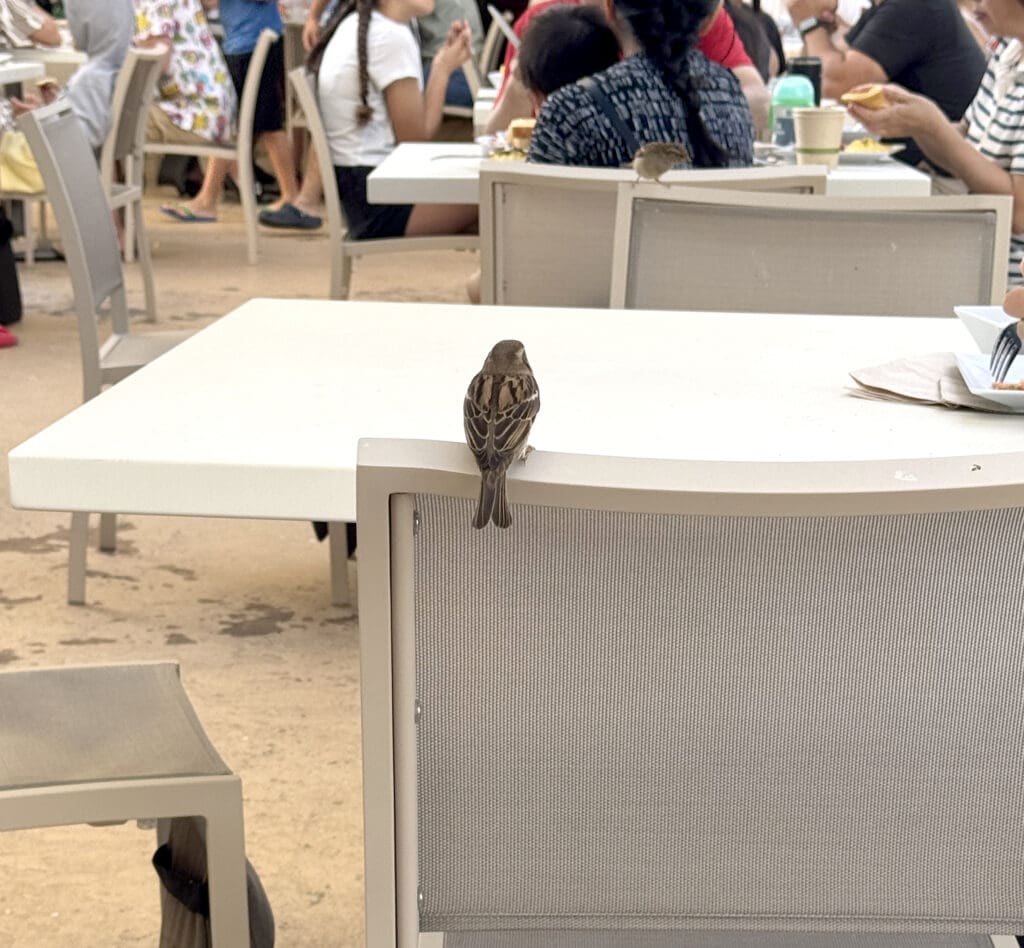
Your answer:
[9,95,41,117]
[432,19,473,76]
[846,83,945,140]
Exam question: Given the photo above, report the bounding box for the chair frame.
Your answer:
[357,437,1024,947]
[0,661,249,945]
[144,28,279,266]
[99,46,165,323]
[608,183,1013,312]
[18,100,193,604]
[479,162,828,306]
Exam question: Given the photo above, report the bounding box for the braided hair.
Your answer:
[612,0,729,167]
[306,0,376,127]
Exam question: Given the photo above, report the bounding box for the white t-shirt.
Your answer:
[318,10,422,167]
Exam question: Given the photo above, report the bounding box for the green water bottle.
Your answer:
[770,74,815,148]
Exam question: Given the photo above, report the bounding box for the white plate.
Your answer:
[838,143,905,164]
[487,70,503,88]
[954,351,1024,411]
[955,304,1015,354]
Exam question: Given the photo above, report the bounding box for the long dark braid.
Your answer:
[613,0,729,167]
[306,0,375,127]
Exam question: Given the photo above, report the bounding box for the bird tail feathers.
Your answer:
[473,470,511,529]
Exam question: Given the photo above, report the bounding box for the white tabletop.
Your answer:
[4,44,85,66]
[0,58,44,84]
[8,300,1023,524]
[367,142,932,205]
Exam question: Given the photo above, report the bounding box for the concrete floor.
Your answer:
[0,189,477,946]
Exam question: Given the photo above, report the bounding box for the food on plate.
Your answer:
[843,137,892,153]
[993,378,1024,390]
[488,150,527,161]
[840,85,889,109]
[506,118,536,151]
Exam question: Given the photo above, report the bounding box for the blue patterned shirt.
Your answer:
[528,52,754,168]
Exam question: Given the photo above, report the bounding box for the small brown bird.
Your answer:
[632,141,692,182]
[463,340,541,529]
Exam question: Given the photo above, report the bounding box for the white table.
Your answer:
[0,59,44,86]
[367,142,932,205]
[5,45,85,85]
[7,299,1021,525]
[473,86,498,136]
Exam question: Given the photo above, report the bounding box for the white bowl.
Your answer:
[954,304,1015,354]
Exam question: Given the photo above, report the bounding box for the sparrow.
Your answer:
[463,340,541,529]
[632,142,691,182]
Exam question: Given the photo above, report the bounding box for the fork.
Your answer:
[990,321,1022,384]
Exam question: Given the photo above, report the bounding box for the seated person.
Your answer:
[847,2,1024,286]
[727,0,784,80]
[784,0,986,168]
[134,0,238,179]
[515,4,619,108]
[418,0,484,108]
[0,0,59,47]
[487,0,770,138]
[527,0,754,169]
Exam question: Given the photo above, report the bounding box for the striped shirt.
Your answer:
[963,38,1024,285]
[0,0,44,48]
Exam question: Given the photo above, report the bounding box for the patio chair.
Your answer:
[0,661,250,945]
[99,46,165,323]
[357,437,1024,947]
[18,101,194,605]
[479,162,827,306]
[145,28,278,266]
[609,183,1012,315]
[288,66,479,300]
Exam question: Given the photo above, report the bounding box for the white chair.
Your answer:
[609,183,1012,315]
[145,28,278,266]
[357,437,1024,947]
[0,661,250,945]
[479,162,828,307]
[288,66,479,300]
[99,46,165,323]
[18,100,194,604]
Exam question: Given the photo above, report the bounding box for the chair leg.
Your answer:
[204,795,251,946]
[328,521,350,606]
[134,199,158,323]
[238,159,258,266]
[23,198,35,266]
[98,512,117,553]
[67,511,89,605]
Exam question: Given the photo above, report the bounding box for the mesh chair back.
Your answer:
[402,491,1024,939]
[480,165,827,307]
[18,101,123,333]
[610,185,1011,315]
[99,46,164,182]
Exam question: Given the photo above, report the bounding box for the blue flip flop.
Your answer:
[160,204,216,223]
[259,203,322,230]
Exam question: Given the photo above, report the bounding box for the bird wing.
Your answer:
[464,371,540,471]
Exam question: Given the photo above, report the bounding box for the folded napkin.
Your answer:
[848,351,1009,413]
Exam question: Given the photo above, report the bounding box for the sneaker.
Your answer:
[0,325,18,348]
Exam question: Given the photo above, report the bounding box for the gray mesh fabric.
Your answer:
[446,932,998,947]
[624,201,997,316]
[411,496,1024,933]
[0,663,230,789]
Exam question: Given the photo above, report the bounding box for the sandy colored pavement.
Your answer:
[0,192,476,946]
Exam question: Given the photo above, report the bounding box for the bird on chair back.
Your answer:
[464,340,541,530]
[633,142,692,182]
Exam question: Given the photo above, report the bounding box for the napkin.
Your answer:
[848,352,1009,413]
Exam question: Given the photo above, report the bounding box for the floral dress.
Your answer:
[134,0,236,143]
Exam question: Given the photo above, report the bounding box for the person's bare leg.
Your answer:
[405,203,478,236]
[294,154,323,217]
[260,129,300,210]
[172,157,231,218]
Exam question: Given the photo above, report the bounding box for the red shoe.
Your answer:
[0,325,18,348]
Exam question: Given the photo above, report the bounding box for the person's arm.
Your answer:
[6,0,60,46]
[386,20,472,141]
[851,85,1024,233]
[485,63,533,134]
[303,0,331,51]
[732,63,769,138]
[135,34,174,74]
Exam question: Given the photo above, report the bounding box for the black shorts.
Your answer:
[225,39,285,136]
[334,165,413,240]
